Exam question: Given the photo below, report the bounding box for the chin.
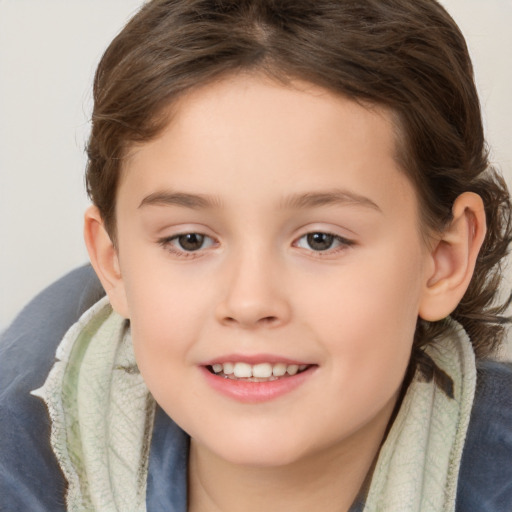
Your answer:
[199,429,318,468]
[218,447,305,468]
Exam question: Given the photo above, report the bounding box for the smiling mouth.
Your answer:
[206,362,312,382]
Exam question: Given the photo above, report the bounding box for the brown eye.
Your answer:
[306,232,335,251]
[159,232,216,257]
[176,233,206,251]
[295,231,354,254]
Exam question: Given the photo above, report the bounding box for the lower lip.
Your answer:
[200,366,315,403]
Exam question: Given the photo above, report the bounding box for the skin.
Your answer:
[85,74,486,511]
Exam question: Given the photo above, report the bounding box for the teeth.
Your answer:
[252,363,273,378]
[223,362,234,375]
[272,363,287,377]
[233,362,252,378]
[287,364,299,376]
[210,361,309,379]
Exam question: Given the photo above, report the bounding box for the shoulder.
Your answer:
[456,359,512,512]
[0,266,104,511]
[0,265,104,394]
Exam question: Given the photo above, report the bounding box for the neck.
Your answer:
[188,397,396,512]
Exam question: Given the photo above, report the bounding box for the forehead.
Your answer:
[119,75,419,225]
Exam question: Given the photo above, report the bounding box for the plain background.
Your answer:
[1,0,511,355]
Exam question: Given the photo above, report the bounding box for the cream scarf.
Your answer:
[33,297,476,512]
[33,297,155,512]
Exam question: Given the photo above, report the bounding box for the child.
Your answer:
[1,1,511,511]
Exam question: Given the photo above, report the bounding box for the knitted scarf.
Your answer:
[33,297,476,512]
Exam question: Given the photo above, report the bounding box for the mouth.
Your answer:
[206,362,313,382]
[201,358,317,402]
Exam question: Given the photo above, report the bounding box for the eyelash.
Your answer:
[158,231,355,258]
[294,232,355,255]
[158,233,217,258]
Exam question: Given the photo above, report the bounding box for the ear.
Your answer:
[419,192,486,321]
[83,205,130,318]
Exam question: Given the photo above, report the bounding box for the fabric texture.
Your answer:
[1,266,511,511]
[0,265,103,512]
[32,297,155,512]
[34,295,476,512]
[456,360,512,511]
[363,321,476,511]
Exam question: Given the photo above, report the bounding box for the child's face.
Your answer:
[113,75,434,467]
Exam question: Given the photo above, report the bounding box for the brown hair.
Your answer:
[86,0,511,359]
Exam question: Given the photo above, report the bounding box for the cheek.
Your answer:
[300,245,425,393]
[121,263,215,387]
[121,242,212,330]
[128,290,205,416]
[303,248,423,339]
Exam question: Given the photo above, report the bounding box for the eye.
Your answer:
[295,232,353,252]
[174,233,209,251]
[159,232,216,255]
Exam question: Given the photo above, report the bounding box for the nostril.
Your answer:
[221,315,279,328]
[259,316,278,325]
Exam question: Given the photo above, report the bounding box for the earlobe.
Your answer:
[419,192,486,322]
[83,205,130,318]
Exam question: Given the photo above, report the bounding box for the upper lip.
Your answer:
[201,353,313,366]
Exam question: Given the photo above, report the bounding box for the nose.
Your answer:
[215,249,291,329]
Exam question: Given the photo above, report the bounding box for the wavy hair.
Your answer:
[86,0,511,359]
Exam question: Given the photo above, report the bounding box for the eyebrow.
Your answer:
[138,188,381,212]
[281,189,382,212]
[138,191,221,209]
